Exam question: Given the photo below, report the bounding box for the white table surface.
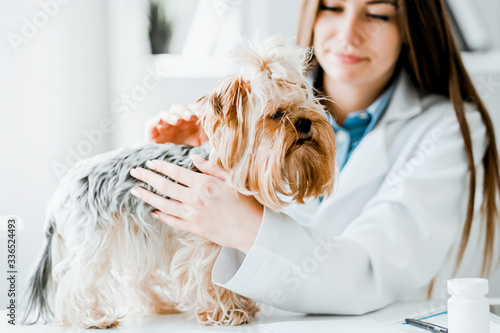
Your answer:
[1,300,446,332]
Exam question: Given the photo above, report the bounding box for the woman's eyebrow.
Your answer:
[366,0,397,6]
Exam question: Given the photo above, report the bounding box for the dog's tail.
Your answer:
[20,220,55,325]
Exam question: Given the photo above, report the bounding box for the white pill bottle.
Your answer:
[447,278,490,333]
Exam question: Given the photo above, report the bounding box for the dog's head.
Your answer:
[197,38,337,210]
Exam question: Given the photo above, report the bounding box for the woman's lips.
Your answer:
[335,53,366,64]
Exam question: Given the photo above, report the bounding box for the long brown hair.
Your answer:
[297,0,500,290]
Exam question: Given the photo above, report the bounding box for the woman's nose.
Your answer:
[337,13,363,47]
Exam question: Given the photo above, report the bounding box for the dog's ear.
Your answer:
[199,76,251,170]
[217,76,249,124]
[199,76,249,140]
[208,92,224,119]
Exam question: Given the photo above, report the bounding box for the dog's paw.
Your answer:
[196,303,259,326]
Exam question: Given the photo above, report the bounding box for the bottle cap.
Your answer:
[447,278,489,296]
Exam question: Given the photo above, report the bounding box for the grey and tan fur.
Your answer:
[22,143,249,327]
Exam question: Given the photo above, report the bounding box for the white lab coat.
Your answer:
[211,69,488,314]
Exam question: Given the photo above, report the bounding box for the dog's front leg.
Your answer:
[170,234,259,326]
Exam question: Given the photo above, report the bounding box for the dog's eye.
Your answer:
[270,110,285,120]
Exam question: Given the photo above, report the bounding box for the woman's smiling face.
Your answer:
[313,0,402,87]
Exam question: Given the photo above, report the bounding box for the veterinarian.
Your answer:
[132,0,500,314]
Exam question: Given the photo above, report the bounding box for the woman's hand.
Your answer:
[145,103,208,146]
[129,155,263,254]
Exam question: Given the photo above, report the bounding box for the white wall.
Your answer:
[0,0,110,297]
[475,0,500,50]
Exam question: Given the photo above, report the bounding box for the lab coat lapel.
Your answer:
[325,70,423,204]
[329,126,388,202]
[380,70,423,124]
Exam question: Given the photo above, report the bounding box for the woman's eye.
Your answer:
[270,110,285,120]
[320,5,343,12]
[368,13,390,21]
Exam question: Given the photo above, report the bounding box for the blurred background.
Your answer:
[0,0,499,306]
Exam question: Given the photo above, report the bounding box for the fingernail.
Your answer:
[190,154,205,163]
[170,114,180,123]
[146,160,156,169]
[183,111,193,120]
[150,212,159,219]
[130,168,140,177]
[131,187,142,198]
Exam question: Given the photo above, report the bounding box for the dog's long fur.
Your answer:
[22,144,220,326]
[21,38,336,328]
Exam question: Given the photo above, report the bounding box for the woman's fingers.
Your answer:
[160,111,181,125]
[146,115,160,128]
[133,160,227,210]
[131,187,185,219]
[144,160,207,188]
[151,211,192,233]
[170,103,197,121]
[145,102,205,145]
[190,155,229,181]
[145,116,161,143]
[130,166,190,203]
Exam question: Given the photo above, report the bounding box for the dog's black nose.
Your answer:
[295,118,312,134]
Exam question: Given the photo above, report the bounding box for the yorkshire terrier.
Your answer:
[21,37,336,328]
